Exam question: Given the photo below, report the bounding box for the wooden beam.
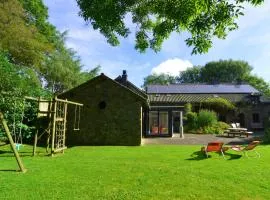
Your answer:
[55,97,83,106]
[0,112,26,173]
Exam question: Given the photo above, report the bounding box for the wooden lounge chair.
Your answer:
[231,141,261,158]
[201,142,228,159]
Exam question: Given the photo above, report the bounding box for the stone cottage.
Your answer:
[58,71,147,146]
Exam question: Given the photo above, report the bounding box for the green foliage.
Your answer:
[184,103,192,114]
[201,60,252,83]
[19,0,59,45]
[76,0,263,54]
[201,97,235,115]
[178,60,253,84]
[264,128,270,144]
[186,112,198,130]
[178,66,202,83]
[0,0,53,68]
[197,110,218,128]
[143,73,177,89]
[203,121,230,134]
[177,59,270,96]
[0,52,42,141]
[244,75,270,96]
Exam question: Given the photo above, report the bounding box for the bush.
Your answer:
[186,112,198,130]
[201,97,235,115]
[197,110,217,128]
[203,122,230,134]
[264,128,270,144]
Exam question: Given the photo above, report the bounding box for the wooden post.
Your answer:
[0,112,26,173]
[62,99,68,153]
[32,129,38,156]
[32,97,40,157]
[180,111,184,138]
[51,99,57,155]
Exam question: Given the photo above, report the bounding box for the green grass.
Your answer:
[0,144,269,200]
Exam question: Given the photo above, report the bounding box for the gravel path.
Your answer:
[142,132,264,146]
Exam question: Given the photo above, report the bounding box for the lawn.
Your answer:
[0,144,269,200]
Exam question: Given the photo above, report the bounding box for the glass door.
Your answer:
[148,111,169,135]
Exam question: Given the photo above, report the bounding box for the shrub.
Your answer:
[186,112,198,130]
[203,122,230,134]
[184,103,192,114]
[264,128,270,144]
[197,110,217,128]
[201,97,235,115]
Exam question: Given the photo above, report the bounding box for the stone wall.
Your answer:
[59,76,143,146]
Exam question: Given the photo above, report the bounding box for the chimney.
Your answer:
[122,70,127,83]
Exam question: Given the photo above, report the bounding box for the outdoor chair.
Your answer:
[231,123,237,128]
[231,141,261,158]
[201,142,228,159]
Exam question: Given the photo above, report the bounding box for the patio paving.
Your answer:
[141,132,264,146]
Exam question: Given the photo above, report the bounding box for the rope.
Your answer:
[18,99,25,145]
[73,105,81,130]
[12,101,17,144]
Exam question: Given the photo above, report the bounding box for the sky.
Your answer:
[44,0,270,87]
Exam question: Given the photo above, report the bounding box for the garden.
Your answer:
[0,144,270,200]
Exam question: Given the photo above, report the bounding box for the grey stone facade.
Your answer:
[59,74,146,146]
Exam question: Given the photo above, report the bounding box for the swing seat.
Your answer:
[15,143,22,151]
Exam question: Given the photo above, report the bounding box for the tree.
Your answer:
[177,59,270,96]
[143,73,177,89]
[0,0,52,68]
[201,97,235,115]
[79,65,101,84]
[76,0,264,54]
[178,60,252,83]
[178,66,202,83]
[201,60,252,83]
[244,75,270,96]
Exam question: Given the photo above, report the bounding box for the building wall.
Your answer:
[60,77,143,146]
[237,104,270,129]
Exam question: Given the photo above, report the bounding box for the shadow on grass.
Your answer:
[0,150,49,158]
[186,150,242,161]
[0,169,18,172]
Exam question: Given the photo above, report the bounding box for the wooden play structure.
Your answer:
[0,112,26,172]
[25,97,83,156]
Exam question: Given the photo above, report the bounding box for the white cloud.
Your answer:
[151,58,193,76]
[67,28,105,43]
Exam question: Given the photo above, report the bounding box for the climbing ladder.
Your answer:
[51,99,68,154]
[28,96,83,156]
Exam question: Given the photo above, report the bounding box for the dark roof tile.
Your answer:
[146,84,259,94]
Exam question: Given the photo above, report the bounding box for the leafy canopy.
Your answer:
[143,73,176,89]
[201,97,235,115]
[76,0,264,54]
[177,59,270,96]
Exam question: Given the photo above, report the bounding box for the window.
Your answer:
[98,101,106,109]
[149,111,158,134]
[159,112,168,134]
[252,113,260,123]
[149,111,169,135]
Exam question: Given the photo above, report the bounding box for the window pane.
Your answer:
[252,113,260,123]
[149,111,158,134]
[159,112,168,134]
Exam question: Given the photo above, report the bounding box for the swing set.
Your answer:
[0,96,82,172]
[25,96,83,156]
[12,100,25,151]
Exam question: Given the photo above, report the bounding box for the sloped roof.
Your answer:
[146,84,259,94]
[148,93,248,103]
[58,74,147,104]
[115,76,147,99]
